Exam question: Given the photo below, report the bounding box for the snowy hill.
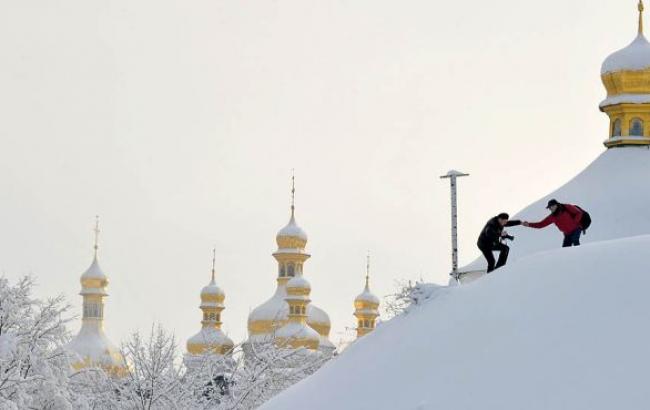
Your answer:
[261,235,650,410]
[261,147,650,410]
[460,146,650,277]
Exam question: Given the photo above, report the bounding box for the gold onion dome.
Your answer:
[80,256,108,296]
[247,175,334,352]
[355,279,380,307]
[353,255,380,339]
[275,275,320,350]
[186,251,233,356]
[276,212,308,249]
[67,217,126,375]
[600,1,650,147]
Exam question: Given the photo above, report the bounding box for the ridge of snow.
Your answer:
[262,235,650,410]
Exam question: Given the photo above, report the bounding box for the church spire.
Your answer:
[354,253,380,339]
[291,169,296,218]
[93,215,100,259]
[639,0,645,35]
[365,251,371,290]
[211,247,216,283]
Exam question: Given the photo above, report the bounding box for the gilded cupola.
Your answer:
[187,249,234,356]
[601,1,650,147]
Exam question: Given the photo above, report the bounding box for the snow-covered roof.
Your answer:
[261,235,650,410]
[602,34,650,74]
[461,147,650,274]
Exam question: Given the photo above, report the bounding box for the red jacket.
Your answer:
[528,204,583,234]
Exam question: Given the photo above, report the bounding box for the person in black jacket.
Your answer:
[477,213,521,273]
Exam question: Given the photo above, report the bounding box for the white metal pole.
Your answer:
[440,171,469,280]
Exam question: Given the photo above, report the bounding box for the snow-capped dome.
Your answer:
[276,213,308,249]
[248,285,289,329]
[187,327,233,355]
[286,275,310,291]
[80,256,107,281]
[602,34,650,74]
[275,322,320,344]
[355,286,380,305]
[201,278,225,298]
[307,304,330,327]
[66,322,125,372]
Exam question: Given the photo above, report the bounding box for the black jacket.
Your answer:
[477,217,521,248]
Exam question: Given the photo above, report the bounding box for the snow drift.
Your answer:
[262,235,650,410]
[261,147,650,410]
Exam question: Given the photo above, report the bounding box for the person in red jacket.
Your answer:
[523,199,583,247]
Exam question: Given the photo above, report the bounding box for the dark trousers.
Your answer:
[562,228,582,247]
[479,242,510,273]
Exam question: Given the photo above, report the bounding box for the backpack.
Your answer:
[576,205,592,233]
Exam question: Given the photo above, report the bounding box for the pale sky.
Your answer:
[0,0,632,347]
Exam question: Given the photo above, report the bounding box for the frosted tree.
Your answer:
[214,342,330,410]
[384,280,444,318]
[107,325,193,410]
[0,275,87,409]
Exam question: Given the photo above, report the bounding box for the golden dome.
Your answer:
[600,1,650,148]
[276,212,308,249]
[186,251,233,356]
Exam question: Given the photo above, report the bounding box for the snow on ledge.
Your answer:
[600,93,650,108]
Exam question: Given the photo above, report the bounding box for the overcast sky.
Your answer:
[0,0,633,347]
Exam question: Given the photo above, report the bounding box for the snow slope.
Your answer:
[461,146,650,275]
[261,235,650,410]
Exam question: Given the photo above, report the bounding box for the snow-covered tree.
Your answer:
[0,275,86,409]
[384,280,443,318]
[216,342,329,410]
[99,325,193,410]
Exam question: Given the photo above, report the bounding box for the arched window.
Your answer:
[631,118,644,136]
[358,320,363,328]
[613,119,622,137]
[301,306,306,314]
[289,306,294,314]
[364,319,370,328]
[216,314,220,322]
[287,263,295,277]
[279,264,286,277]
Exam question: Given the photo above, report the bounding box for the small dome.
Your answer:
[287,275,310,291]
[276,213,308,249]
[201,279,225,298]
[187,327,233,355]
[355,287,380,305]
[80,256,107,282]
[602,34,650,74]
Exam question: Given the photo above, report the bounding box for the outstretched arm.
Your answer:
[505,220,522,227]
[525,215,553,229]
